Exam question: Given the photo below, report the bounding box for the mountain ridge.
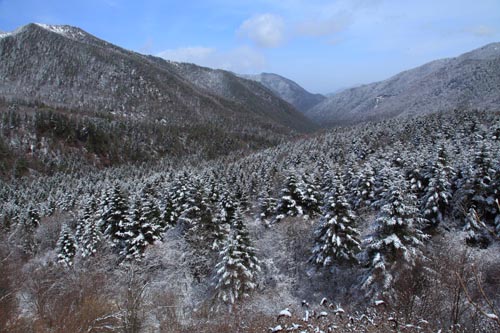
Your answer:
[240,72,326,113]
[0,23,315,133]
[307,42,500,126]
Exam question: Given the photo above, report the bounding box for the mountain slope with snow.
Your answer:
[307,43,500,126]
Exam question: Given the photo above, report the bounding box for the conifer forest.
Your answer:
[1,15,500,333]
[1,106,500,332]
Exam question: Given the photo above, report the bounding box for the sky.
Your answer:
[1,0,499,93]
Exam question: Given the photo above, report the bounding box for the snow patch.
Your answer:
[35,23,85,39]
[0,31,13,39]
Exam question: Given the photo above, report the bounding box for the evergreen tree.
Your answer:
[99,184,129,249]
[122,198,145,260]
[214,208,260,310]
[421,146,454,228]
[274,174,305,222]
[301,172,322,218]
[311,184,361,267]
[77,197,101,258]
[210,190,235,250]
[257,183,277,224]
[363,186,427,295]
[20,206,41,254]
[470,143,498,224]
[464,207,489,248]
[355,165,376,208]
[139,189,162,244]
[57,224,77,267]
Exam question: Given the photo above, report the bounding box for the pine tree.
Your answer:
[355,165,376,208]
[20,206,41,254]
[470,143,498,225]
[464,207,489,248]
[99,184,129,249]
[274,174,305,222]
[77,197,101,258]
[422,146,454,228]
[122,198,145,260]
[363,186,427,295]
[213,208,260,310]
[311,184,361,267]
[210,190,235,250]
[57,224,77,267]
[257,183,277,224]
[301,172,322,218]
[139,190,162,244]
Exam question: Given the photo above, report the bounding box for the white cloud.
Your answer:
[238,13,286,48]
[296,13,352,37]
[156,45,265,73]
[468,25,496,37]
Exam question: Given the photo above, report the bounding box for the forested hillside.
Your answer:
[1,109,499,332]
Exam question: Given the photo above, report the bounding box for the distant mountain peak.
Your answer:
[33,23,87,39]
[240,72,325,113]
[307,42,500,126]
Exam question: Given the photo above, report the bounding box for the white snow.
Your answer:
[0,31,12,39]
[486,313,499,320]
[278,308,292,318]
[270,324,283,332]
[35,23,85,39]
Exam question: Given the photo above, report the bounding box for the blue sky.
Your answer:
[1,0,499,93]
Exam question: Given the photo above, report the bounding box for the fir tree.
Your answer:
[301,172,322,218]
[213,208,260,310]
[99,184,129,249]
[421,146,454,228]
[274,173,305,222]
[122,198,146,260]
[77,197,101,258]
[470,143,498,224]
[464,207,489,248]
[257,183,277,224]
[57,224,77,267]
[363,186,427,295]
[139,190,162,244]
[355,165,376,208]
[311,184,361,267]
[210,190,235,250]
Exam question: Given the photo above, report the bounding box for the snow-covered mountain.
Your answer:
[241,73,326,113]
[0,23,315,133]
[307,43,500,126]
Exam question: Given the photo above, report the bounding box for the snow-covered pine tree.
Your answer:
[363,184,427,296]
[213,208,260,310]
[139,188,162,244]
[464,207,489,248]
[76,197,101,258]
[421,146,454,229]
[19,206,41,254]
[301,172,322,219]
[57,223,77,267]
[355,165,376,209]
[311,183,361,267]
[470,142,498,225]
[273,173,305,222]
[210,190,235,250]
[99,184,129,249]
[406,165,427,198]
[122,198,145,260]
[257,182,277,224]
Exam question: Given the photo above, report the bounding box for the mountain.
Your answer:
[0,23,317,175]
[240,73,326,113]
[0,23,314,133]
[307,43,500,126]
